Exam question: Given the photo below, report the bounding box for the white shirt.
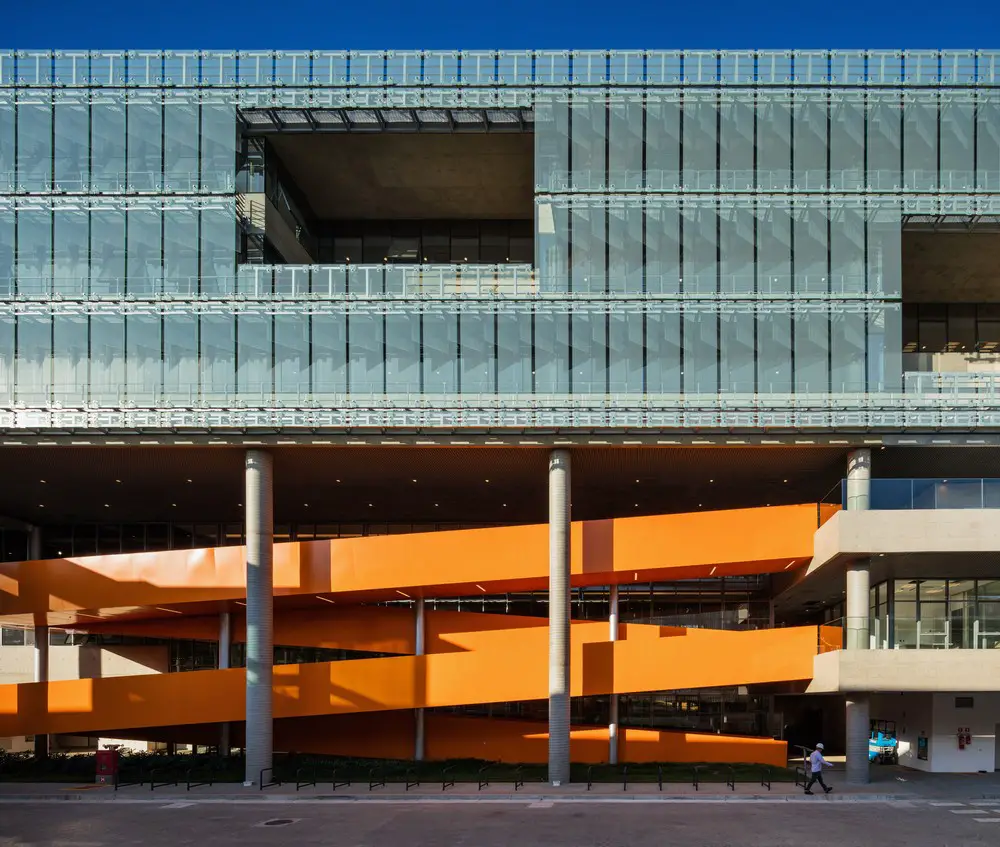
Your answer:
[810,750,829,773]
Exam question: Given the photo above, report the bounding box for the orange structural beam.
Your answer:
[0,624,819,738]
[0,504,835,621]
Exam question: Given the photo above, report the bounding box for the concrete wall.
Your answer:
[0,645,168,753]
[0,644,169,686]
[870,693,933,773]
[809,650,1000,694]
[866,692,999,773]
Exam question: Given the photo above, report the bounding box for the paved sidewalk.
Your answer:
[2,768,999,803]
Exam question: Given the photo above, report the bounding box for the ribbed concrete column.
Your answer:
[29,526,48,758]
[608,584,619,766]
[548,449,571,786]
[414,597,426,761]
[846,560,870,650]
[845,695,871,785]
[244,450,273,785]
[846,448,871,512]
[219,611,231,756]
[33,623,49,758]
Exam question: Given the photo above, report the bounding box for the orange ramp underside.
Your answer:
[0,624,819,738]
[0,504,835,620]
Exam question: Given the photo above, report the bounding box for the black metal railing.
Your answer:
[149,767,178,791]
[186,764,214,791]
[259,767,281,790]
[441,764,455,791]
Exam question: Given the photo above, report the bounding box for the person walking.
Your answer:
[804,742,834,795]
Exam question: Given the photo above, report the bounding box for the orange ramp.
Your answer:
[0,624,819,738]
[0,504,835,621]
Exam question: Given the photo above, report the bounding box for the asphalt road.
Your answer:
[1,800,999,847]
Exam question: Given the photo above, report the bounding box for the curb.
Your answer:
[0,792,915,804]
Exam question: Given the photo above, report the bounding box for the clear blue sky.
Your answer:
[7,0,1000,49]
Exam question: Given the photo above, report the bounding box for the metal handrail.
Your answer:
[441,765,455,791]
[113,766,145,791]
[477,763,492,791]
[186,764,214,791]
[512,765,524,791]
[295,766,316,791]
[259,767,281,790]
[331,767,351,791]
[405,767,420,791]
[149,767,178,791]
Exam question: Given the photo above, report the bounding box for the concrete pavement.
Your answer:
[1,796,1000,846]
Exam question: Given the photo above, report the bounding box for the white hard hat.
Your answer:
[816,743,825,750]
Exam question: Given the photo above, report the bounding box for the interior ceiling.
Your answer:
[0,446,857,527]
[902,231,1000,303]
[266,132,535,220]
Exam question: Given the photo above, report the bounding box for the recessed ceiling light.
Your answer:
[38,504,44,508]
[502,503,507,507]
[40,479,46,483]
[783,479,788,483]
[115,479,121,483]
[336,479,341,483]
[186,479,192,483]
[104,503,109,507]
[171,503,177,507]
[434,503,439,507]
[303,503,309,507]
[412,479,417,483]
[368,503,373,507]
[634,503,639,507]
[709,479,714,483]
[485,479,490,483]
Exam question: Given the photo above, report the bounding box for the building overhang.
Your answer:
[807,649,1000,694]
[774,509,1000,615]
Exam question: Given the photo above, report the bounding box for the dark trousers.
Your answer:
[805,770,829,791]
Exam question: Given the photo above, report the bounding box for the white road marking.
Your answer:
[950,809,982,814]
[528,801,554,808]
[973,818,1000,823]
[930,801,965,806]
[160,802,195,809]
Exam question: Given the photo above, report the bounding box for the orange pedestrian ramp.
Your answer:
[0,624,821,738]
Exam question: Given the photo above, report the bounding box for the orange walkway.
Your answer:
[0,504,835,625]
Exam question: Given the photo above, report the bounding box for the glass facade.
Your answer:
[869,579,1000,649]
[3,50,1000,431]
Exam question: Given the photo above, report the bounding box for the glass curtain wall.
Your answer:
[4,51,1000,410]
[534,86,913,398]
[872,578,1000,649]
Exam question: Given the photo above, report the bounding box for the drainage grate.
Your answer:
[256,819,299,828]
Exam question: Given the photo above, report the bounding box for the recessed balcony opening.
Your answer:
[901,215,1000,388]
[236,107,535,269]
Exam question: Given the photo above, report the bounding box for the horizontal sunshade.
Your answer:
[239,107,534,133]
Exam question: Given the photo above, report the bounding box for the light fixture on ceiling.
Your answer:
[396,590,411,598]
[316,595,335,604]
[115,479,121,483]
[40,479,46,484]
[475,584,486,592]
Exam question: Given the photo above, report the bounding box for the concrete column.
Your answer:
[608,584,619,766]
[846,448,871,512]
[33,623,49,759]
[548,449,571,786]
[244,450,273,786]
[29,526,48,758]
[846,560,870,650]
[414,597,426,761]
[219,611,231,756]
[845,695,871,785]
